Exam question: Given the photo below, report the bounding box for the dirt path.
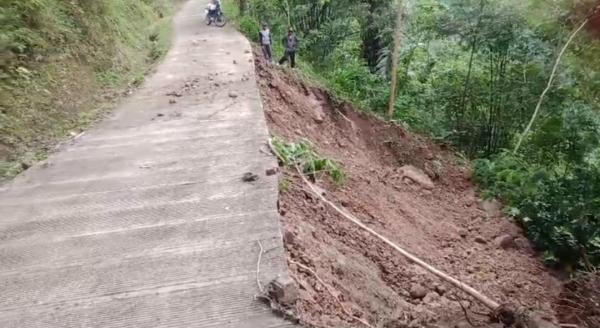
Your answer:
[0,1,292,327]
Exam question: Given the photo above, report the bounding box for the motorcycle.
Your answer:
[205,5,227,27]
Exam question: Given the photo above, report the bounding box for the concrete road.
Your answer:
[0,1,292,327]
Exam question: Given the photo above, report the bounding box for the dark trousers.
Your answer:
[261,45,272,61]
[279,50,296,68]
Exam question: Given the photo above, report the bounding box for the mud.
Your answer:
[254,52,563,328]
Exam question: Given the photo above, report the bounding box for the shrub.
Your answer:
[238,16,260,41]
[475,153,600,270]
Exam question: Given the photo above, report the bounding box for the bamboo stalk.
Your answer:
[513,17,590,153]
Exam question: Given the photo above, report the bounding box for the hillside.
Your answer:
[255,52,566,328]
[0,0,180,179]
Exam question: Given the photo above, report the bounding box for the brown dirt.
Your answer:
[254,52,564,328]
[556,272,600,328]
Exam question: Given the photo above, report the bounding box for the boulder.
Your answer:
[409,283,428,299]
[268,276,298,306]
[399,165,435,190]
[494,234,516,249]
[482,199,502,217]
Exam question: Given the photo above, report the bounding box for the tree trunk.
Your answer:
[387,1,403,121]
[237,0,247,15]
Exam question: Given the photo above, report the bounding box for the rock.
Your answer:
[423,291,440,303]
[228,92,238,98]
[457,229,468,238]
[383,319,409,328]
[312,107,325,123]
[166,91,182,97]
[241,172,258,182]
[169,99,177,104]
[453,321,471,328]
[409,283,428,299]
[233,60,237,64]
[482,199,502,217]
[399,165,435,190]
[156,113,164,117]
[526,312,561,328]
[266,168,279,176]
[514,237,529,249]
[494,234,516,249]
[313,113,324,123]
[268,276,298,306]
[474,236,487,244]
[424,150,435,160]
[434,284,447,295]
[283,230,295,244]
[486,324,503,328]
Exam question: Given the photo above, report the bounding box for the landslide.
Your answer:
[254,55,564,327]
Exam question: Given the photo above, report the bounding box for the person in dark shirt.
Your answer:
[279,28,299,68]
[258,24,273,62]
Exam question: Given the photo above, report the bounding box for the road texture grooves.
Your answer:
[0,1,294,327]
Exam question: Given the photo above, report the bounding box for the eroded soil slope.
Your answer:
[255,55,563,328]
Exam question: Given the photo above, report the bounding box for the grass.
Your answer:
[0,0,181,179]
[272,137,345,185]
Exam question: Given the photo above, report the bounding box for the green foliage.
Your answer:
[0,0,177,178]
[238,16,260,40]
[231,0,600,270]
[279,178,291,192]
[272,138,345,185]
[475,153,600,269]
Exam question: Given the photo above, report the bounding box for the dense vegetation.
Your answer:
[0,0,178,178]
[228,0,600,270]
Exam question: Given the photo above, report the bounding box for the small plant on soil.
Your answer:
[278,178,291,192]
[271,137,345,185]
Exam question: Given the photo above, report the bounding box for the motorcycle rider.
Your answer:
[206,0,221,19]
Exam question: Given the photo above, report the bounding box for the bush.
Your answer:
[475,153,600,270]
[0,0,175,178]
[238,16,260,41]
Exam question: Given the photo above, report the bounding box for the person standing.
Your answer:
[279,28,299,68]
[258,24,273,62]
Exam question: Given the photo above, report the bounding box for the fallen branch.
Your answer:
[448,294,478,327]
[289,260,374,328]
[256,240,265,294]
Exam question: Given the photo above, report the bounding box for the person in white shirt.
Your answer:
[206,0,221,19]
[258,24,273,62]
